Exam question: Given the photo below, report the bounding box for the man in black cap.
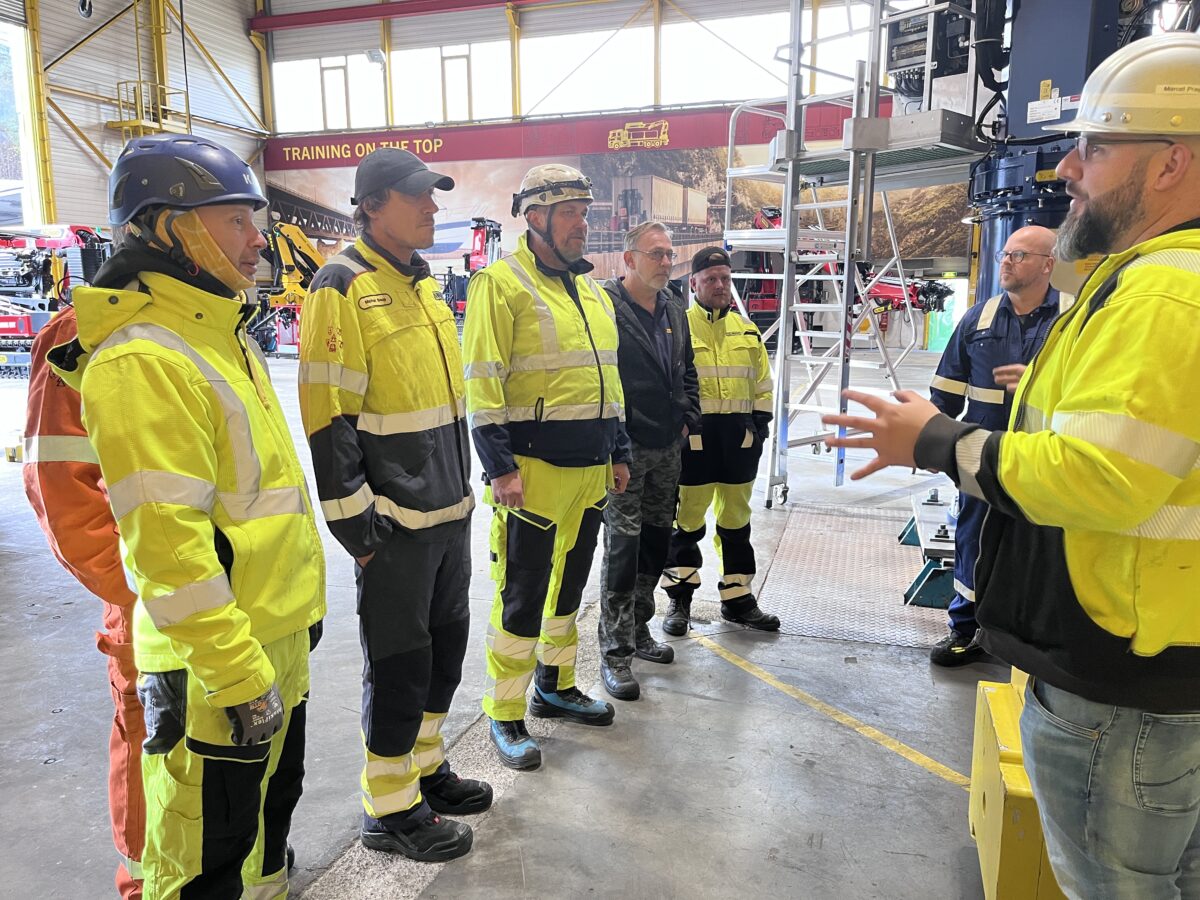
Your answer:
[300,147,490,862]
[660,246,781,636]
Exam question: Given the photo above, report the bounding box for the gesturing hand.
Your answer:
[821,390,942,480]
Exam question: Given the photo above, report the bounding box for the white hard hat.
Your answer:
[1046,31,1200,136]
[511,163,594,217]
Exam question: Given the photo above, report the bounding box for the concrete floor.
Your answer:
[0,349,1010,899]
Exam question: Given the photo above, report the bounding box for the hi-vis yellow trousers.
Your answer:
[482,455,608,722]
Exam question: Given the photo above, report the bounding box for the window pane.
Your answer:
[347,53,386,128]
[320,56,346,68]
[443,56,470,122]
[391,48,443,125]
[521,27,653,116]
[323,68,348,130]
[470,40,512,120]
[661,14,790,106]
[273,59,323,133]
[442,44,469,57]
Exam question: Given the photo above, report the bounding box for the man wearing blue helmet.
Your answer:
[48,134,326,899]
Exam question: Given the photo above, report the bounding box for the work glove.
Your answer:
[225,684,284,746]
[752,411,772,442]
[309,619,324,652]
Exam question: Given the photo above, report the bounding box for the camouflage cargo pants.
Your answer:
[598,439,683,665]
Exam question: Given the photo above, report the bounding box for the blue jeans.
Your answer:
[1021,678,1200,899]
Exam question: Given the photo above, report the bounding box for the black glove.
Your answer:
[309,619,323,652]
[225,684,284,746]
[752,411,772,442]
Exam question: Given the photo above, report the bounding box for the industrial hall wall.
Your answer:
[263,102,972,281]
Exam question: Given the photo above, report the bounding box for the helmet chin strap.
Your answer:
[528,206,577,270]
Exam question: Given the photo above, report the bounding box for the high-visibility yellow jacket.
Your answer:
[917,223,1200,712]
[463,233,630,478]
[50,271,326,708]
[299,237,473,557]
[681,302,772,486]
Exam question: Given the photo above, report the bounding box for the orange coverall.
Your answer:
[22,307,145,900]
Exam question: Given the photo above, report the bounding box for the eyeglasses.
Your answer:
[1075,135,1175,162]
[631,248,677,262]
[994,250,1052,264]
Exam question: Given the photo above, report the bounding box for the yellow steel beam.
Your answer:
[149,0,169,88]
[251,1,275,132]
[809,0,821,96]
[506,3,521,117]
[381,2,394,127]
[166,2,269,133]
[46,98,112,169]
[25,0,56,222]
[44,2,134,72]
[652,0,661,106]
[48,83,268,138]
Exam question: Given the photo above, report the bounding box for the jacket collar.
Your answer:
[999,286,1060,318]
[521,231,595,278]
[359,234,432,285]
[694,299,732,321]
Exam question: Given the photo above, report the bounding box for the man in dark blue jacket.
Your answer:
[928,225,1060,666]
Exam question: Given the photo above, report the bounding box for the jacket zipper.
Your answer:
[422,290,472,497]
[567,278,606,420]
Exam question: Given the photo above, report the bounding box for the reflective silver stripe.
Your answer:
[966,385,1007,405]
[486,624,538,657]
[1021,404,1047,434]
[660,566,700,588]
[1051,411,1200,480]
[538,643,578,666]
[1125,249,1200,275]
[417,714,446,739]
[500,256,558,356]
[23,434,98,465]
[696,365,756,379]
[470,408,510,428]
[365,755,413,780]
[719,583,753,600]
[509,349,618,372]
[144,574,234,628]
[108,471,216,521]
[321,482,375,522]
[366,784,421,817]
[464,360,505,380]
[326,252,368,276]
[753,397,773,413]
[585,276,616,322]
[976,295,1002,332]
[246,336,272,384]
[218,487,307,521]
[298,361,370,397]
[122,857,143,881]
[953,578,976,602]
[376,493,475,530]
[756,379,772,393]
[955,429,989,500]
[507,401,623,422]
[1124,505,1200,541]
[484,670,536,702]
[412,747,444,769]
[243,869,288,900]
[542,612,578,638]
[930,375,968,396]
[357,400,464,435]
[96,323,259,496]
[700,397,754,414]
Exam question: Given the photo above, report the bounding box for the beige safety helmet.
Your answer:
[1046,31,1200,135]
[511,163,594,217]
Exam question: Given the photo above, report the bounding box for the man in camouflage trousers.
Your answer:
[598,222,700,700]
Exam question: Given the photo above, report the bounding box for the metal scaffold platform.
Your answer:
[724,0,986,502]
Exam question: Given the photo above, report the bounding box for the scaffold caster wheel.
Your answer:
[770,484,788,508]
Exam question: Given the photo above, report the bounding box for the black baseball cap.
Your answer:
[691,246,732,274]
[352,148,454,205]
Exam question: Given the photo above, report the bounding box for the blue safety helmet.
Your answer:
[108,134,268,226]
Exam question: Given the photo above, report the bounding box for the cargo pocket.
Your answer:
[142,763,203,893]
[500,509,556,638]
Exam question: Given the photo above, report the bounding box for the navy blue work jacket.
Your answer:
[929,289,1061,430]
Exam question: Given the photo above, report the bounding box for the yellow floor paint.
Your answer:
[696,634,971,791]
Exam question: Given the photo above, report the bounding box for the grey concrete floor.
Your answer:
[0,349,1008,899]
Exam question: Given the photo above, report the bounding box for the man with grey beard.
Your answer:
[821,31,1200,898]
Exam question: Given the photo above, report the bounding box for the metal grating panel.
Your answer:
[752,502,947,648]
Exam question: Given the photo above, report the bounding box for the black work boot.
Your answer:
[422,767,494,815]
[721,598,781,632]
[635,627,675,664]
[929,631,986,667]
[662,595,692,637]
[361,810,473,862]
[601,661,640,701]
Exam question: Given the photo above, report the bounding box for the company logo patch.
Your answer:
[358,293,392,309]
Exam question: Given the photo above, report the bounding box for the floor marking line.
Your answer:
[695,634,971,791]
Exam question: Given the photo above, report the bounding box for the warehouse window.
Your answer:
[521,26,653,115]
[321,57,349,130]
[391,47,443,126]
[274,53,385,133]
[273,59,323,132]
[661,13,790,106]
[392,41,511,126]
[0,23,35,225]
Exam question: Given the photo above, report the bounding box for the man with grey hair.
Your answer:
[597,221,700,700]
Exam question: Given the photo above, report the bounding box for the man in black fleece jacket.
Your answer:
[597,222,700,701]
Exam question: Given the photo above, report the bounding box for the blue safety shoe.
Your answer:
[529,686,615,726]
[489,718,542,770]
